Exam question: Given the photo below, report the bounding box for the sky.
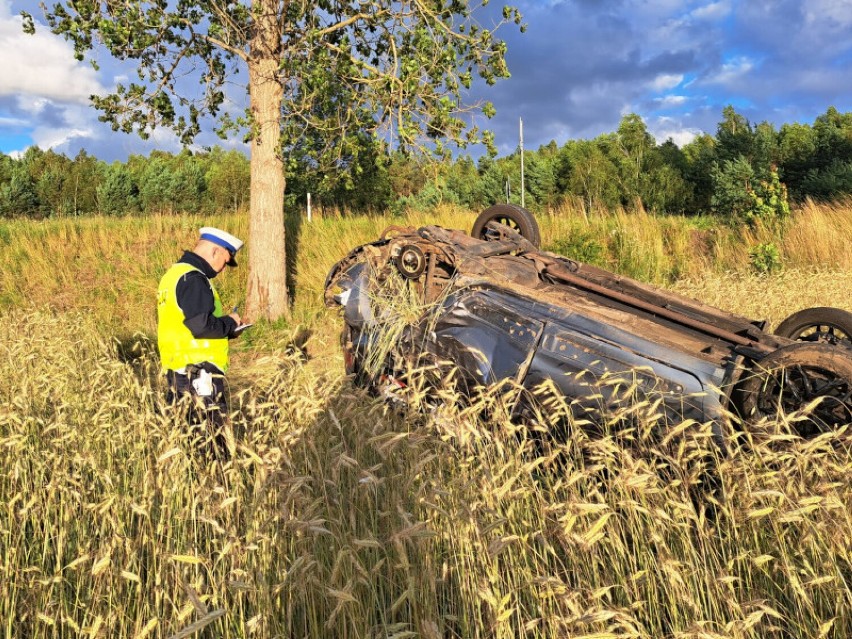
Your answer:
[1,0,852,161]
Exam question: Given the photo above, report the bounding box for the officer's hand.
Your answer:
[228,312,242,325]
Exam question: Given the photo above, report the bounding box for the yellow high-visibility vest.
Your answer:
[157,262,229,373]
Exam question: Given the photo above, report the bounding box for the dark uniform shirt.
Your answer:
[175,251,238,339]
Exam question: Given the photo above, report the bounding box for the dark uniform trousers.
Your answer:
[166,362,230,461]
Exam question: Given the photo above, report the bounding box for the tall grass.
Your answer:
[672,268,852,330]
[781,198,852,271]
[1,310,850,637]
[2,200,851,339]
[0,215,243,334]
[1,202,851,635]
[540,201,852,285]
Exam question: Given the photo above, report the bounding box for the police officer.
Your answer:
[157,227,245,459]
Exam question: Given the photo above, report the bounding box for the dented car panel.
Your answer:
[432,284,728,423]
[429,289,544,387]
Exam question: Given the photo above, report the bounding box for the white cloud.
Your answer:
[705,56,755,85]
[690,1,732,21]
[31,126,92,150]
[804,0,852,29]
[0,114,27,126]
[14,95,49,114]
[25,102,98,150]
[650,73,684,91]
[0,1,114,154]
[648,117,702,147]
[655,95,688,107]
[664,128,700,147]
[0,1,105,103]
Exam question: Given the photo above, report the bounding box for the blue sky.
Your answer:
[1,0,852,161]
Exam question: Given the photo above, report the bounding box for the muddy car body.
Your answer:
[325,208,852,434]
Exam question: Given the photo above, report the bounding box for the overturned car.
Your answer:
[325,205,852,435]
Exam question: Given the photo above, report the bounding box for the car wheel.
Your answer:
[739,343,852,435]
[775,306,852,348]
[471,204,541,248]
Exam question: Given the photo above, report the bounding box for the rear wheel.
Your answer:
[775,307,852,347]
[739,343,852,436]
[471,204,541,248]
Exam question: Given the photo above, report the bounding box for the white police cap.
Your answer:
[200,227,243,266]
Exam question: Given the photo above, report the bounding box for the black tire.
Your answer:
[775,307,852,348]
[739,343,852,435]
[471,204,541,248]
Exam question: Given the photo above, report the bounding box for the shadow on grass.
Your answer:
[285,208,304,311]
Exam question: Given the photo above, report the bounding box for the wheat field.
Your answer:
[1,202,851,637]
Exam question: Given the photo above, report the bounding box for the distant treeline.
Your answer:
[2,106,851,220]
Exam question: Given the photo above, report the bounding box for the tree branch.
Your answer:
[314,10,389,38]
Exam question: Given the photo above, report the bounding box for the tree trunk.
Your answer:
[246,0,288,321]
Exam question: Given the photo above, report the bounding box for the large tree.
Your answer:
[25,1,522,320]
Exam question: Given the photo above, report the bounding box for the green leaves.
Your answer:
[31,0,522,183]
[36,0,238,144]
[749,242,783,274]
[711,157,790,224]
[20,11,35,35]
